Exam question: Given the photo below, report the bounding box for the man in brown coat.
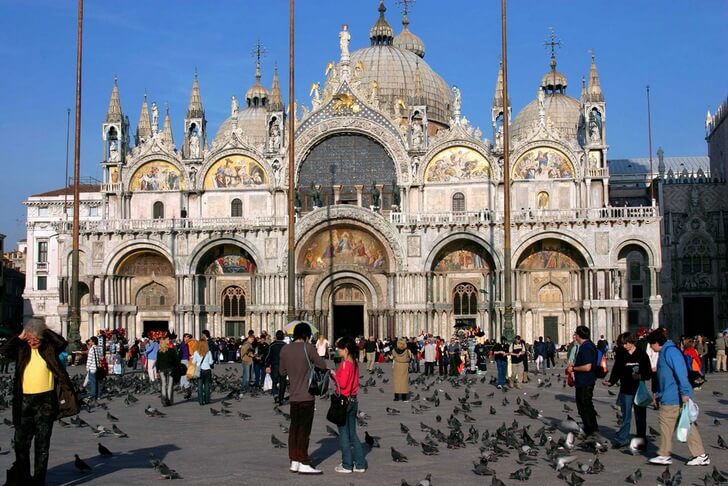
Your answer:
[0,318,79,485]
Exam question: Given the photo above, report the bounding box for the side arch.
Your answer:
[513,231,594,268]
[425,231,502,271]
[186,237,264,275]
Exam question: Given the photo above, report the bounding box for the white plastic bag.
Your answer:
[83,372,89,388]
[675,404,691,442]
[263,373,273,391]
[687,398,700,422]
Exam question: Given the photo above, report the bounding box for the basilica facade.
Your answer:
[23,2,661,345]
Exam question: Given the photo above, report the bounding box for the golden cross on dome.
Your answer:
[251,38,267,64]
[544,27,562,60]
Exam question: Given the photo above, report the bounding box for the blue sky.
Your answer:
[1,0,726,244]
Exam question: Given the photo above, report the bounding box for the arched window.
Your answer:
[222,286,246,317]
[682,236,712,275]
[452,192,466,212]
[453,283,478,315]
[137,282,168,309]
[231,198,243,217]
[152,201,164,219]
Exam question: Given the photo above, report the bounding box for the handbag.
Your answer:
[326,377,349,426]
[303,343,330,396]
[634,380,653,408]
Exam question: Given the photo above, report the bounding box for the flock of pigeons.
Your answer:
[0,362,726,484]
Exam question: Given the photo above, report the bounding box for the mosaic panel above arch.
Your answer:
[203,154,268,189]
[198,244,257,274]
[512,147,575,180]
[517,239,585,270]
[299,226,388,272]
[129,160,185,192]
[116,251,173,276]
[425,146,492,183]
[432,240,492,272]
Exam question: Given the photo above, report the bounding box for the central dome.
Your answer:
[326,1,453,126]
[511,93,582,142]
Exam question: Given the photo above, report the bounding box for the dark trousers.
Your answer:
[271,367,286,403]
[424,362,435,376]
[198,369,211,405]
[575,385,599,436]
[438,357,447,376]
[288,400,315,464]
[14,391,57,485]
[254,363,265,387]
[546,354,555,368]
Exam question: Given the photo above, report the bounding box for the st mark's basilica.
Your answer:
[22,2,662,345]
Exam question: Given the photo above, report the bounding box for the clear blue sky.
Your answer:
[1,0,726,244]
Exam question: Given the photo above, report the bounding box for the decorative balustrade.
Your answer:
[587,167,610,178]
[101,182,123,193]
[56,216,288,234]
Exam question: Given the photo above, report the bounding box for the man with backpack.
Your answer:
[566,325,601,437]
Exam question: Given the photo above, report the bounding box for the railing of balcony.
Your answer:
[55,216,288,233]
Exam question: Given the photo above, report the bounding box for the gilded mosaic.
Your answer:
[300,227,387,271]
[204,155,267,189]
[512,147,574,180]
[129,161,184,191]
[425,146,492,183]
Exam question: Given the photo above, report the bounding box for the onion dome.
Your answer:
[393,14,425,58]
[370,0,394,46]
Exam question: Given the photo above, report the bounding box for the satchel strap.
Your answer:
[302,342,314,371]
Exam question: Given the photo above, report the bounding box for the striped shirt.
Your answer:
[86,345,103,373]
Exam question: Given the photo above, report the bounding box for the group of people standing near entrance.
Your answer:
[566,325,711,467]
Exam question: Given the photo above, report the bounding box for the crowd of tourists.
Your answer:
[0,317,723,482]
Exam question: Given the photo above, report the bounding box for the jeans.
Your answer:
[615,392,646,444]
[198,369,211,405]
[496,360,507,386]
[575,385,599,436]
[254,362,266,387]
[241,362,253,390]
[289,400,315,464]
[337,400,367,470]
[14,391,57,485]
[87,371,101,398]
[160,371,174,404]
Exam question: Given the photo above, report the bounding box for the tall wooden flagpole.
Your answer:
[500,0,514,342]
[68,0,84,350]
[287,0,297,321]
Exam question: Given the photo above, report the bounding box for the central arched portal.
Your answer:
[299,223,392,339]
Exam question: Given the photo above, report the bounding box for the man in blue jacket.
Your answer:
[566,326,599,437]
[647,329,709,466]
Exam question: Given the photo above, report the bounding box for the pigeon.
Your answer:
[510,466,532,481]
[421,442,439,455]
[401,423,410,434]
[106,412,119,422]
[491,474,506,486]
[271,434,287,448]
[58,419,71,428]
[279,423,289,433]
[365,431,380,448]
[144,405,166,418]
[555,455,578,471]
[703,474,720,486]
[238,412,252,421]
[713,391,724,397]
[391,446,408,462]
[74,454,92,472]
[209,408,221,416]
[112,424,128,438]
[718,435,727,449]
[157,462,183,480]
[567,472,585,486]
[3,418,13,427]
[326,425,339,437]
[415,473,433,486]
[387,407,401,415]
[97,443,112,457]
[489,406,497,415]
[711,467,727,483]
[473,461,495,476]
[625,468,642,484]
[659,466,672,485]
[406,433,420,447]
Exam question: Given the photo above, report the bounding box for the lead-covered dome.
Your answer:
[214,63,270,145]
[326,1,453,126]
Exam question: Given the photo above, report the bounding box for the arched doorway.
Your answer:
[516,238,587,344]
[618,244,654,331]
[194,244,256,338]
[331,283,366,340]
[114,249,175,338]
[428,238,495,337]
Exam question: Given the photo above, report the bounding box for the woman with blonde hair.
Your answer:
[155,337,178,407]
[192,338,213,405]
[392,338,411,402]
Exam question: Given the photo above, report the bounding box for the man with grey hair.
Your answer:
[0,318,79,484]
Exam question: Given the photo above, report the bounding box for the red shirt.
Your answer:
[335,360,359,397]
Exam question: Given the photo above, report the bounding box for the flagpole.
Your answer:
[646,85,655,205]
[500,0,514,342]
[286,0,297,322]
[68,0,84,350]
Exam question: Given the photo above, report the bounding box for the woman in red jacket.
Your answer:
[331,337,367,474]
[683,337,705,389]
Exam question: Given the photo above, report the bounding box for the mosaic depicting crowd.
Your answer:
[0,317,726,484]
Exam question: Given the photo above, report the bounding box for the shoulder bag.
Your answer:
[326,375,348,426]
[94,347,107,381]
[303,343,330,396]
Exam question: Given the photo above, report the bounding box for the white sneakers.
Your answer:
[297,464,322,475]
[335,465,352,474]
[686,454,710,466]
[289,461,300,473]
[648,456,672,465]
[649,454,710,466]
